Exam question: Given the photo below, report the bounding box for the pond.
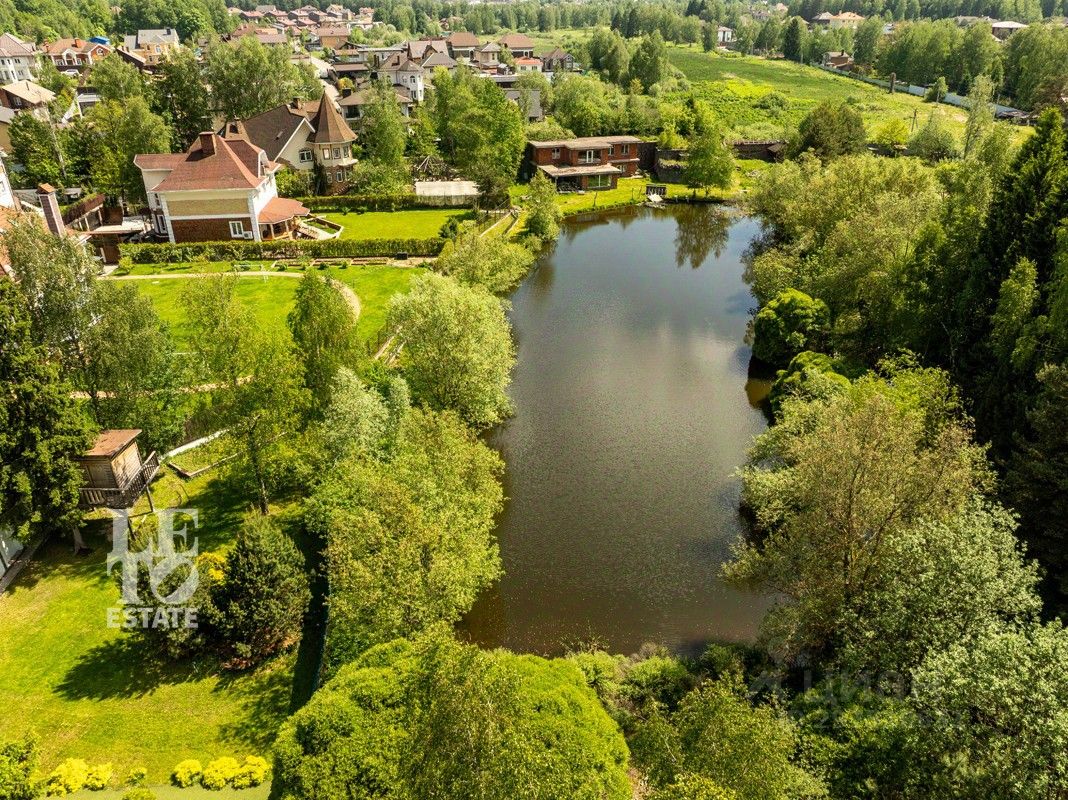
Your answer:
[462,204,772,656]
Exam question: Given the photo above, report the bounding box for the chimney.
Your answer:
[341,86,352,98]
[290,97,302,110]
[37,183,64,237]
[199,132,216,156]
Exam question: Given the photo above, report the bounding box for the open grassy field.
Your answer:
[667,45,971,139]
[0,468,297,782]
[320,208,470,240]
[127,264,424,347]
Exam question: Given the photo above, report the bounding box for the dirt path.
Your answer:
[106,269,361,318]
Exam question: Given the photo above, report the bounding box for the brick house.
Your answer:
[135,132,309,243]
[498,32,535,58]
[540,47,575,73]
[527,135,642,191]
[312,25,351,49]
[43,38,111,74]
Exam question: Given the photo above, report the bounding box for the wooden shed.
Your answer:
[75,429,160,509]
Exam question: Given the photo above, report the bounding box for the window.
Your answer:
[608,146,614,156]
[621,144,630,155]
[551,147,560,159]
[322,148,331,160]
[588,174,611,189]
[299,148,313,163]
[325,171,333,183]
[229,220,245,237]
[580,149,597,164]
[333,146,342,158]
[335,169,343,182]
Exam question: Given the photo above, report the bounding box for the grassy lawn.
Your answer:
[667,45,972,140]
[129,264,424,347]
[320,209,470,240]
[0,469,297,782]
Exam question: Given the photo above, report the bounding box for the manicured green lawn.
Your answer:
[320,209,471,240]
[0,470,296,782]
[667,45,972,139]
[129,264,424,347]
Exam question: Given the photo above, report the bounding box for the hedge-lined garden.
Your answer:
[295,193,474,213]
[119,237,444,264]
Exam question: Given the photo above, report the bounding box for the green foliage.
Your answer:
[318,368,390,464]
[874,118,910,152]
[751,289,829,366]
[727,364,991,666]
[9,112,66,188]
[0,277,91,542]
[153,47,212,150]
[788,101,866,161]
[0,736,39,800]
[213,516,310,666]
[524,171,561,241]
[89,53,146,104]
[287,271,359,416]
[82,764,112,791]
[200,757,239,790]
[205,37,318,120]
[275,167,314,199]
[633,676,822,800]
[119,236,444,264]
[357,81,408,172]
[783,17,806,62]
[683,125,734,192]
[769,351,850,412]
[651,775,737,800]
[309,406,503,668]
[908,113,960,162]
[230,756,269,789]
[272,635,631,800]
[87,97,172,203]
[121,790,155,800]
[387,273,515,427]
[437,230,535,294]
[551,72,660,137]
[170,759,202,788]
[911,621,1068,798]
[629,31,668,90]
[878,21,998,93]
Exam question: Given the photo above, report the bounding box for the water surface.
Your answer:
[463,204,771,655]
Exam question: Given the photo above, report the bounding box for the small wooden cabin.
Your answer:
[75,429,160,509]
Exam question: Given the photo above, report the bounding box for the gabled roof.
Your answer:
[498,32,535,49]
[225,101,316,161]
[136,133,270,192]
[2,80,54,105]
[313,25,350,38]
[44,38,109,55]
[0,33,35,58]
[446,31,479,47]
[421,51,456,68]
[308,97,356,144]
[123,28,179,49]
[542,47,571,59]
[84,429,141,458]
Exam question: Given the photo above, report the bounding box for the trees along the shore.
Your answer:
[682,125,734,195]
[788,102,866,162]
[307,403,503,668]
[272,634,631,800]
[387,272,515,427]
[522,171,561,242]
[437,230,535,294]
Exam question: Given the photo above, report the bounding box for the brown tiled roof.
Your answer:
[142,133,267,192]
[45,38,108,55]
[313,25,349,37]
[259,196,308,224]
[447,31,479,47]
[133,153,186,170]
[309,97,355,144]
[529,135,643,149]
[498,32,534,49]
[0,33,35,58]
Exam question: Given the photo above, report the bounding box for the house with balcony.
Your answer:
[498,32,535,58]
[135,131,309,242]
[527,135,642,191]
[0,34,38,84]
[43,38,111,74]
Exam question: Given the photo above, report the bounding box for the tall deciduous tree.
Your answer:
[89,52,147,103]
[387,273,515,427]
[683,125,734,194]
[0,278,92,543]
[628,31,667,90]
[87,97,172,203]
[287,271,358,417]
[524,171,561,242]
[154,47,212,150]
[205,37,319,120]
[437,230,534,294]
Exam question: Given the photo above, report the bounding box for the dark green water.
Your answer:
[463,204,772,656]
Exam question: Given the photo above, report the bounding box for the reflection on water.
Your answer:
[461,205,772,656]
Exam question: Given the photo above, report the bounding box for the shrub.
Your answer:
[201,757,240,790]
[170,759,202,788]
[122,790,156,800]
[230,756,270,789]
[45,759,89,796]
[119,236,445,265]
[125,766,147,787]
[752,289,830,366]
[83,764,112,791]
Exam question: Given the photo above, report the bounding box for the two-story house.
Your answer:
[119,28,179,68]
[377,52,425,102]
[498,32,535,58]
[43,38,111,74]
[226,96,357,192]
[527,135,643,191]
[446,31,479,62]
[135,131,309,242]
[540,47,575,73]
[0,34,37,84]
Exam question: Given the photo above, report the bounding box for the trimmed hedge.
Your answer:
[296,193,474,212]
[119,236,445,264]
